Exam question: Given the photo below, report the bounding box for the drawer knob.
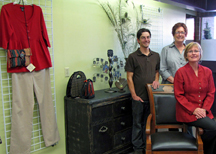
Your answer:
[121,106,126,110]
[120,122,126,126]
[99,126,108,133]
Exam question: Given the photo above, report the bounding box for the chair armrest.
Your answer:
[197,127,204,135]
[146,114,152,151]
[146,114,152,135]
[196,127,204,151]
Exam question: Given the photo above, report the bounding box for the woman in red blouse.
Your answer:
[174,42,216,154]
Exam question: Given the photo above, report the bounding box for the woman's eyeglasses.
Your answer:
[188,50,200,53]
[175,31,186,35]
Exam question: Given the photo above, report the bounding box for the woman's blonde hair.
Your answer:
[184,42,203,61]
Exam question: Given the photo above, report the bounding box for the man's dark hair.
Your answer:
[137,28,151,39]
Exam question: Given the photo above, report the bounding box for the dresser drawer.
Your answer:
[93,121,113,153]
[114,128,132,147]
[113,98,132,117]
[65,89,132,154]
[114,115,132,132]
[92,104,113,123]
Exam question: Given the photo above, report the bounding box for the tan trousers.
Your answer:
[9,69,60,154]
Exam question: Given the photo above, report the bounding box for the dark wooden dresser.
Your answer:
[64,88,133,154]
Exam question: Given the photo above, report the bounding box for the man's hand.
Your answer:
[132,95,144,102]
[152,81,159,89]
[193,108,206,119]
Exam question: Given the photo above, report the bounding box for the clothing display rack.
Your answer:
[0,0,56,154]
[141,5,163,53]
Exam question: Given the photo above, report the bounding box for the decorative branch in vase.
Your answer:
[98,0,147,59]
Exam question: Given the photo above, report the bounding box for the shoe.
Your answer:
[51,142,58,147]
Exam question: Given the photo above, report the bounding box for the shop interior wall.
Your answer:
[0,0,196,154]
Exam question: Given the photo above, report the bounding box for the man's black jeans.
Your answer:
[132,99,150,151]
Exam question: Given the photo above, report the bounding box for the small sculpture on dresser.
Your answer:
[115,78,127,93]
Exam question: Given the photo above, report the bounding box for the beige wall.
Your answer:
[0,0,196,154]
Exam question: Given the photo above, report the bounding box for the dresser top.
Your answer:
[65,87,131,105]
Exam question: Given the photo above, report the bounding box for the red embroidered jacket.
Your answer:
[174,63,215,122]
[0,3,52,73]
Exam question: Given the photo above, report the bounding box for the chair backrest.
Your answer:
[146,84,185,133]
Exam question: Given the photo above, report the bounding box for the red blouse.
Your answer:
[174,63,215,122]
[0,3,52,73]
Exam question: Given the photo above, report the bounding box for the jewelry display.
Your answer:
[92,54,124,82]
[105,49,117,93]
[92,49,125,92]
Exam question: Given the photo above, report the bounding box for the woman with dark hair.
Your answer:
[159,22,192,133]
[174,42,216,154]
[159,22,188,84]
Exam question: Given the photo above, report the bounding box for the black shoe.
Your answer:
[51,142,58,147]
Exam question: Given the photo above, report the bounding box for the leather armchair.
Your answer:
[146,84,203,154]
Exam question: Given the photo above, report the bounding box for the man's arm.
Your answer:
[152,70,160,89]
[127,72,144,102]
